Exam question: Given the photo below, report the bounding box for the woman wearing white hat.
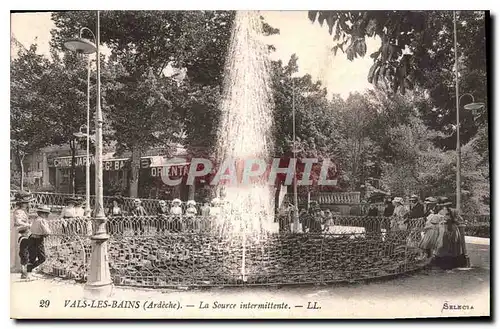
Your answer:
[390,197,409,231]
[170,199,183,232]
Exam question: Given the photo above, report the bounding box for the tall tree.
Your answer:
[11,45,99,193]
[51,11,235,81]
[308,11,488,150]
[103,54,181,197]
[11,45,52,189]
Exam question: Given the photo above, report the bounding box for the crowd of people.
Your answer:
[10,191,51,280]
[276,194,467,270]
[60,196,226,235]
[11,191,468,280]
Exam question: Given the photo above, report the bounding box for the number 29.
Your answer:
[39,300,50,308]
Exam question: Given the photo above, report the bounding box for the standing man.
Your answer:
[406,194,425,244]
[408,195,425,219]
[28,206,52,277]
[424,197,438,217]
[382,196,394,233]
[156,200,169,233]
[365,199,381,237]
[131,199,148,235]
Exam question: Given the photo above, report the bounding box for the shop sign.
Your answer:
[151,164,190,177]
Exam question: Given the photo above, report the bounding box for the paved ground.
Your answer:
[11,238,490,319]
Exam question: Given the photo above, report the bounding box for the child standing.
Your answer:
[18,227,31,279]
[28,206,52,275]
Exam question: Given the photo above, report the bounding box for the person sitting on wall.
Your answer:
[170,198,183,233]
[28,206,52,277]
[131,199,147,235]
[156,200,169,234]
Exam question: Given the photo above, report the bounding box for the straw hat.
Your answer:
[172,198,182,205]
[36,206,51,214]
[437,197,452,207]
[15,191,33,204]
[424,197,438,204]
[133,198,142,204]
[16,198,32,205]
[393,197,404,204]
[187,200,196,206]
[409,194,419,201]
[211,197,220,205]
[66,196,81,204]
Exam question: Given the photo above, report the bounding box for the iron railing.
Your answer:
[34,215,437,288]
[11,191,490,287]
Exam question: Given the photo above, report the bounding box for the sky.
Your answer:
[10,11,380,99]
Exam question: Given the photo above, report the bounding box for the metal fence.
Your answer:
[12,191,490,288]
[35,215,435,288]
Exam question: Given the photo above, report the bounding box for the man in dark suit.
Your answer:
[408,195,425,219]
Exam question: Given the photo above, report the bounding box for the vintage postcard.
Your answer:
[10,9,490,319]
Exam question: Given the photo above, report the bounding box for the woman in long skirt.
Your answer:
[419,197,440,257]
[419,214,442,257]
[11,197,31,272]
[433,197,465,270]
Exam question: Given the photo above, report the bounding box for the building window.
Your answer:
[37,162,42,170]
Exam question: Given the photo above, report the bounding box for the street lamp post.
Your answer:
[453,12,486,214]
[453,11,461,215]
[291,77,300,232]
[66,26,95,217]
[64,10,111,297]
[452,11,485,269]
[73,124,94,217]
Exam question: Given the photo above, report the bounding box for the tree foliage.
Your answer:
[103,54,181,196]
[11,45,53,161]
[308,11,487,98]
